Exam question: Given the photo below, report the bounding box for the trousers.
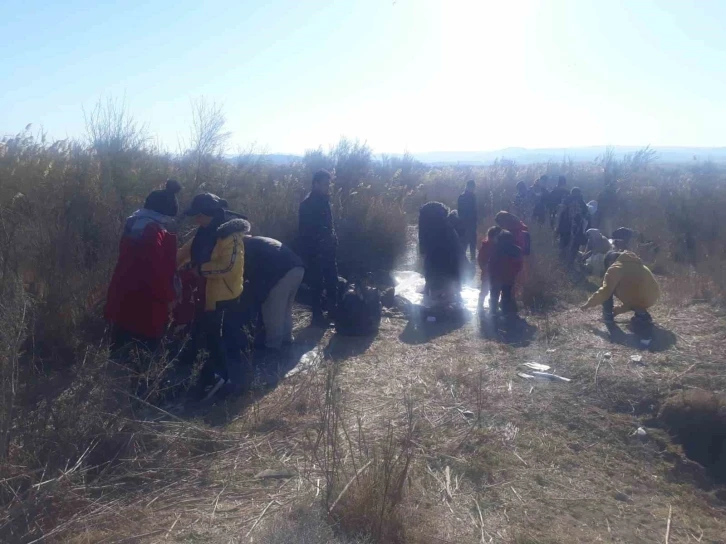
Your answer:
[261,267,305,349]
[490,284,516,314]
[305,251,338,317]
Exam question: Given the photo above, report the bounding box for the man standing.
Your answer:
[548,176,568,230]
[299,169,338,326]
[457,179,478,261]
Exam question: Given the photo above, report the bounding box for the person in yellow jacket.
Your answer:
[178,193,251,400]
[581,251,660,328]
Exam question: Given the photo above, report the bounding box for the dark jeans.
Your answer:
[463,226,477,262]
[490,284,516,314]
[305,251,339,317]
[191,308,250,391]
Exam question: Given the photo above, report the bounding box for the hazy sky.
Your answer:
[2,0,725,154]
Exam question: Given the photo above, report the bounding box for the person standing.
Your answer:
[457,179,478,261]
[299,169,338,326]
[177,193,250,399]
[105,180,181,356]
[548,176,568,229]
[531,175,550,226]
[243,235,305,350]
[557,187,590,266]
[488,230,524,317]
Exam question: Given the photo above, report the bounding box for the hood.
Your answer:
[217,218,251,238]
[617,251,643,265]
[125,208,173,239]
[586,228,603,240]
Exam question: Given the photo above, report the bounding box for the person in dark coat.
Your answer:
[298,169,338,326]
[243,235,304,350]
[531,175,550,225]
[548,176,568,229]
[557,187,590,266]
[457,179,478,261]
[105,180,181,356]
[419,201,464,303]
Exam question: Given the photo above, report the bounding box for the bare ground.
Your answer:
[61,298,726,544]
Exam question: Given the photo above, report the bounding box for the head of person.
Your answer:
[571,187,583,200]
[465,179,476,193]
[494,210,520,231]
[587,200,598,216]
[516,181,527,194]
[312,169,333,197]
[604,250,622,271]
[586,228,602,241]
[539,174,549,187]
[486,226,502,242]
[184,192,228,227]
[558,175,567,187]
[144,179,182,217]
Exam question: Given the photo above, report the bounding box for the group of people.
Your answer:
[418,176,660,337]
[104,170,341,402]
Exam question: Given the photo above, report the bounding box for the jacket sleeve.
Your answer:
[200,234,243,280]
[583,265,622,309]
[177,238,192,269]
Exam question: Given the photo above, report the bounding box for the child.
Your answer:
[495,211,531,256]
[581,250,660,332]
[488,230,524,316]
[477,226,502,309]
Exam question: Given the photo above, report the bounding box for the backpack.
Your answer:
[335,281,382,336]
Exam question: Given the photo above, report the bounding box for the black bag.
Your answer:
[335,281,382,336]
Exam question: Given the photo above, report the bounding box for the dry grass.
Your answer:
[3,115,726,542]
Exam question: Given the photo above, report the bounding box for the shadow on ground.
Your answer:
[479,313,537,346]
[592,322,677,352]
[323,333,376,361]
[399,309,470,344]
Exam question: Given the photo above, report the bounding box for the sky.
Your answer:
[1,0,725,154]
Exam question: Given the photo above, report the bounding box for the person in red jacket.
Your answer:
[494,211,530,256]
[105,180,181,356]
[488,230,524,316]
[477,226,501,310]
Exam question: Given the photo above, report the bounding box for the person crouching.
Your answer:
[488,230,524,317]
[580,250,660,332]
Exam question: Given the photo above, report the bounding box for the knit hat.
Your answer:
[184,192,228,217]
[144,179,182,217]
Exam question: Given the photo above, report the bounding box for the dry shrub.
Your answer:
[659,390,726,482]
[258,504,371,544]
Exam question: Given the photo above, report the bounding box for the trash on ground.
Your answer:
[522,362,551,371]
[604,352,612,359]
[630,354,643,363]
[517,372,535,380]
[286,346,322,377]
[254,468,297,479]
[457,408,475,419]
[531,371,571,382]
[546,349,557,353]
[634,427,647,438]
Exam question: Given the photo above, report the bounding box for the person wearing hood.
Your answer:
[177,193,251,399]
[488,230,524,316]
[299,169,338,326]
[418,201,464,303]
[495,211,531,256]
[581,250,660,326]
[105,179,182,354]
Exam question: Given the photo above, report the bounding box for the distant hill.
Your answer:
[231,147,726,167]
[409,146,726,165]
